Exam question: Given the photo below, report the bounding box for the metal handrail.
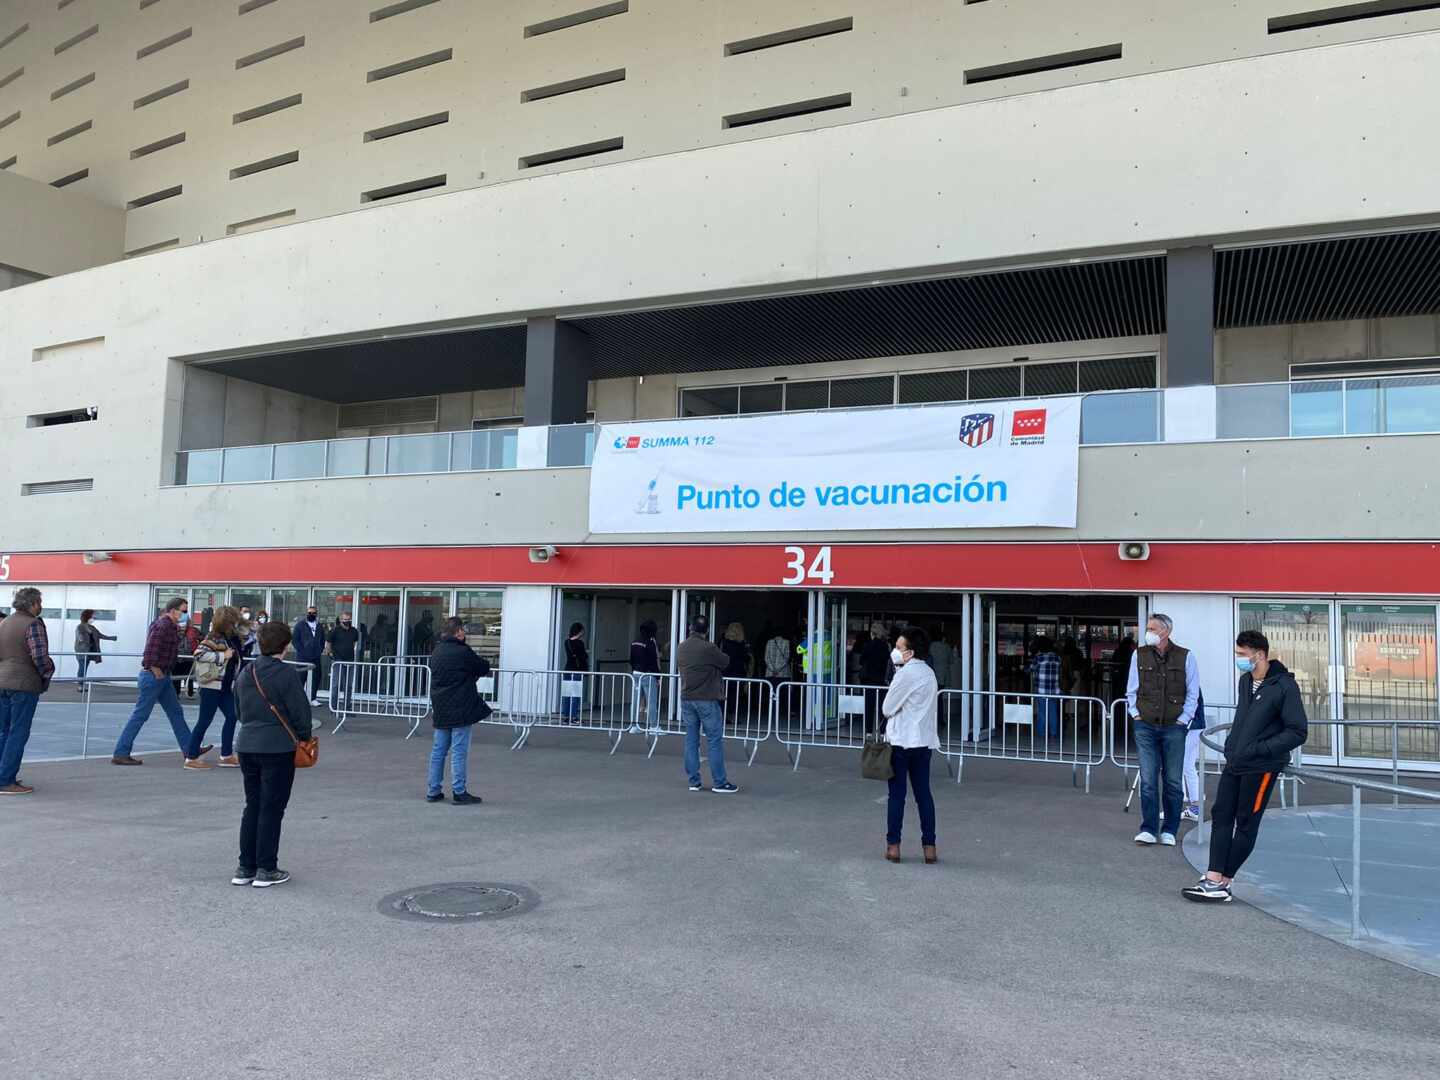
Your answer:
[1201,722,1440,942]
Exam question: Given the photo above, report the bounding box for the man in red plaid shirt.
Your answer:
[111,597,203,766]
[0,587,55,795]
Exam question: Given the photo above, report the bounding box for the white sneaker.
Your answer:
[1181,803,1201,822]
[1160,833,1177,847]
[310,698,323,707]
[1134,831,1158,845]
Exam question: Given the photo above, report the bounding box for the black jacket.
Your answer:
[328,623,362,662]
[629,638,660,674]
[235,656,315,755]
[720,639,751,679]
[1224,660,1308,776]
[563,636,590,673]
[292,618,325,662]
[430,638,493,729]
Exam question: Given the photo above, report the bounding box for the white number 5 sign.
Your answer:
[0,554,10,581]
[781,546,834,586]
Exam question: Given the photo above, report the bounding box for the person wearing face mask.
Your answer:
[327,611,362,712]
[1124,612,1200,847]
[881,626,940,864]
[1183,631,1308,903]
[292,604,327,706]
[172,612,203,698]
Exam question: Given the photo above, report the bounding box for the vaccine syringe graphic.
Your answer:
[635,476,661,515]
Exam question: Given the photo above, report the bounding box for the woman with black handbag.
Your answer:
[232,620,314,888]
[880,626,940,865]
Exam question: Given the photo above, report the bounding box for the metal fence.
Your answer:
[502,669,637,752]
[773,680,892,771]
[327,660,431,736]
[634,675,772,766]
[1200,721,1440,941]
[938,689,1109,791]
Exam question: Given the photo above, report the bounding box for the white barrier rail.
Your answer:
[632,675,771,766]
[502,669,637,752]
[772,680,896,772]
[328,660,431,737]
[939,689,1109,791]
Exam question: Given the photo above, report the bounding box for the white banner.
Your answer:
[588,398,1080,533]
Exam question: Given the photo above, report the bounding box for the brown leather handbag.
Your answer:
[251,665,319,768]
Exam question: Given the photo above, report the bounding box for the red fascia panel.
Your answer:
[5,542,1440,595]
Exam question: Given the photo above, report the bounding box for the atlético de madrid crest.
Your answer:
[958,412,995,448]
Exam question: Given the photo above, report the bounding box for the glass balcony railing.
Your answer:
[1216,374,1440,439]
[171,375,1440,487]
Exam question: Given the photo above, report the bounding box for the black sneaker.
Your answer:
[1181,878,1233,904]
[231,866,256,886]
[426,792,445,803]
[688,781,704,791]
[452,791,483,805]
[252,869,291,888]
[711,782,740,794]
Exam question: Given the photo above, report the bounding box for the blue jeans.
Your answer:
[1036,697,1061,739]
[561,674,582,720]
[76,655,91,683]
[634,673,659,726]
[0,690,40,786]
[887,745,936,846]
[187,688,238,759]
[682,699,728,788]
[1135,720,1186,837]
[428,725,473,796]
[114,670,192,758]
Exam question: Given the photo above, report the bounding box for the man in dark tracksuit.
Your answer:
[1183,629,1308,903]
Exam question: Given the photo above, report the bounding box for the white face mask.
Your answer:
[1144,631,1162,648]
[890,647,906,667]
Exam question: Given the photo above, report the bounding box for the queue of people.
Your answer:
[1,587,1310,902]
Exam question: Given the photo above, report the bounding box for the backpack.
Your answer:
[191,639,228,689]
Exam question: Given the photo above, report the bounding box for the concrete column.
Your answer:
[1166,246,1216,387]
[523,316,592,426]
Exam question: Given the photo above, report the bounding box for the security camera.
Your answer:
[1117,542,1150,562]
[82,551,113,565]
[528,545,560,564]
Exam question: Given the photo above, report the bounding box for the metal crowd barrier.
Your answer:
[501,669,638,752]
[327,660,431,737]
[938,689,1109,791]
[632,675,771,766]
[772,679,893,772]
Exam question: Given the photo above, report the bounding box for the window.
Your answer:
[898,369,968,405]
[967,367,1023,400]
[739,384,783,414]
[1023,362,1078,397]
[524,2,628,38]
[784,381,830,411]
[456,589,503,663]
[725,18,853,56]
[723,93,850,130]
[27,407,96,427]
[829,375,893,409]
[21,479,93,495]
[680,386,739,417]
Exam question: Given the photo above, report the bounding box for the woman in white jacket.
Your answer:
[881,626,940,864]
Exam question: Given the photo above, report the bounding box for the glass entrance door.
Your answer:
[1237,601,1336,764]
[1339,603,1440,771]
[402,589,450,659]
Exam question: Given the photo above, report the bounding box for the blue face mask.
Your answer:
[1235,656,1255,674]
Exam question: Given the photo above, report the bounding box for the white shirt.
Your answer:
[881,659,940,749]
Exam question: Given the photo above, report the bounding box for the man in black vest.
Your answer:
[1124,612,1199,847]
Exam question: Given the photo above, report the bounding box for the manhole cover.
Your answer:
[377,882,539,923]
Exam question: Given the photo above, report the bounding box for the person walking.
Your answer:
[1027,636,1063,740]
[881,626,940,863]
[629,619,662,734]
[561,623,589,724]
[0,588,55,795]
[426,617,490,805]
[292,604,326,706]
[232,620,314,888]
[677,614,737,793]
[183,606,244,769]
[112,597,202,766]
[1125,612,1200,847]
[73,609,116,691]
[1184,631,1308,903]
[327,610,362,712]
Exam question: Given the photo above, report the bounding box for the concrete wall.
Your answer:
[0,168,124,277]
[179,365,337,450]
[3,431,1438,554]
[5,1,1437,256]
[1217,316,1440,384]
[1149,593,1241,710]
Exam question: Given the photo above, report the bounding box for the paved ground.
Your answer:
[1184,804,1440,977]
[3,717,1439,1080]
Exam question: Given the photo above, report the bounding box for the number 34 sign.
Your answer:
[781,546,834,586]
